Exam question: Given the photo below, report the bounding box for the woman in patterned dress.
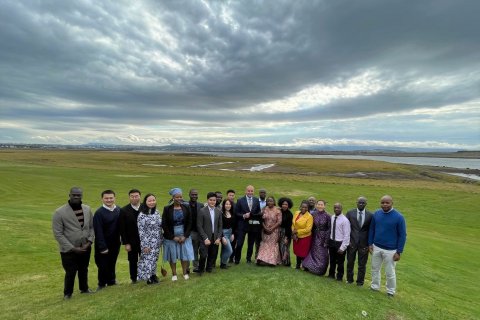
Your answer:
[256,196,282,266]
[137,193,163,284]
[292,200,313,269]
[302,200,331,275]
[278,197,293,267]
[162,188,194,281]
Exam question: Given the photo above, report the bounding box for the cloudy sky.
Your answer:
[1,0,479,150]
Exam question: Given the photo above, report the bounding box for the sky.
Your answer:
[1,0,479,150]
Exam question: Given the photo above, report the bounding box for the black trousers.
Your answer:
[199,235,219,272]
[127,249,140,281]
[234,229,247,263]
[95,245,120,287]
[60,248,91,295]
[246,230,262,261]
[346,244,369,284]
[328,241,346,280]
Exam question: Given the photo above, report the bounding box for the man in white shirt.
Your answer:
[328,203,351,281]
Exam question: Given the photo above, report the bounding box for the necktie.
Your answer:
[358,211,363,228]
[247,197,252,211]
[332,216,337,241]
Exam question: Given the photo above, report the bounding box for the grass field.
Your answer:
[0,150,478,320]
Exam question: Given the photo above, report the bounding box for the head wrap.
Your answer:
[169,187,182,197]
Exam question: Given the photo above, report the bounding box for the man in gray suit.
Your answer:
[197,192,223,274]
[346,196,373,286]
[52,187,95,299]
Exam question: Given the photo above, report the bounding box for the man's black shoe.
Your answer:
[80,289,95,294]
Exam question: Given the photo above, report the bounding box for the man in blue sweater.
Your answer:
[368,195,407,297]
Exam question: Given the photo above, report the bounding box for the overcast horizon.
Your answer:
[1,1,479,150]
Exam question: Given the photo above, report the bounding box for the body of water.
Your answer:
[188,152,480,170]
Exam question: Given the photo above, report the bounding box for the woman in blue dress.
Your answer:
[162,188,194,281]
[137,193,162,284]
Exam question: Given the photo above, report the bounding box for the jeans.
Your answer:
[220,228,233,265]
[371,244,397,295]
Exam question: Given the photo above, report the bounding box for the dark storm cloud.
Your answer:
[0,0,478,146]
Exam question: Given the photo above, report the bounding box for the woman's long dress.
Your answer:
[256,207,282,265]
[302,210,331,275]
[137,210,162,280]
[279,209,293,266]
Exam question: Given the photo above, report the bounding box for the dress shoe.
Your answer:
[192,268,200,273]
[63,294,72,300]
[96,285,106,291]
[234,261,240,265]
[150,275,159,283]
[107,281,118,286]
[206,269,212,273]
[80,289,95,294]
[220,264,229,269]
[357,283,364,286]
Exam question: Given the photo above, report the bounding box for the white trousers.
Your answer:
[371,244,397,295]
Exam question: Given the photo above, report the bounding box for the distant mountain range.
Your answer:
[1,142,478,157]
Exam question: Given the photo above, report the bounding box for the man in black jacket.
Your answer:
[188,188,203,272]
[345,196,373,286]
[119,189,142,283]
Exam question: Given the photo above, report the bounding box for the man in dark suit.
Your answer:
[346,196,373,286]
[234,185,261,264]
[188,188,203,272]
[52,187,95,300]
[118,189,141,283]
[197,192,223,274]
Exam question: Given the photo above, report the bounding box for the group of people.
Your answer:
[52,185,407,300]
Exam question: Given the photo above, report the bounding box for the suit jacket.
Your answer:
[52,203,94,253]
[235,196,261,232]
[346,208,373,248]
[197,206,223,241]
[188,201,204,232]
[118,204,141,251]
[162,203,192,240]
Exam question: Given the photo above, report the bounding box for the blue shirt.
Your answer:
[368,208,407,253]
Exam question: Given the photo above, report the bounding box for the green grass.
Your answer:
[0,150,479,320]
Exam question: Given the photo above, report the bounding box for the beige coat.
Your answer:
[52,203,95,252]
